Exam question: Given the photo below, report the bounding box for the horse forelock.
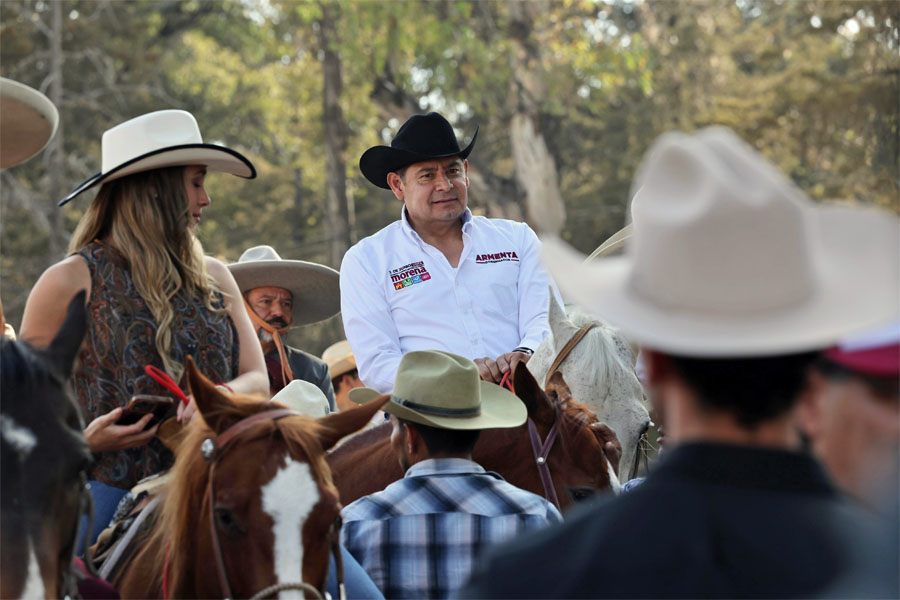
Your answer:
[152,401,337,597]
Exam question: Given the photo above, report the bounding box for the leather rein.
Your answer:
[165,408,344,600]
[503,323,597,512]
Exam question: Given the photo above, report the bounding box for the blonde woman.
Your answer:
[19,110,267,546]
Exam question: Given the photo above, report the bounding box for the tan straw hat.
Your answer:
[59,109,255,206]
[0,77,59,169]
[271,379,331,417]
[229,245,340,326]
[349,350,526,430]
[542,126,899,357]
[322,340,357,378]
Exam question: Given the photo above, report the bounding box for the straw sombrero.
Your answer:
[228,246,340,327]
[542,126,899,357]
[59,109,255,206]
[349,350,526,430]
[0,78,59,169]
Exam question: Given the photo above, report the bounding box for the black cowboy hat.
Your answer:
[359,112,478,189]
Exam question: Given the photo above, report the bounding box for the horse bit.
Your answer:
[191,408,345,600]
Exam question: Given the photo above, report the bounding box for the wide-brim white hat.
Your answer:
[543,126,899,357]
[271,379,330,417]
[0,78,59,169]
[228,245,340,327]
[349,350,526,430]
[58,109,255,206]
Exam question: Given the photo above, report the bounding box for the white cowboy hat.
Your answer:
[58,109,255,206]
[349,350,526,430]
[586,223,633,261]
[322,340,357,378]
[0,77,59,169]
[542,126,899,357]
[228,245,340,326]
[271,379,330,417]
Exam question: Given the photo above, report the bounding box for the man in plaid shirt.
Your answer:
[341,350,562,599]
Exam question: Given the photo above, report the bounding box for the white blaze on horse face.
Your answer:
[19,540,45,599]
[261,458,320,600]
[0,415,37,458]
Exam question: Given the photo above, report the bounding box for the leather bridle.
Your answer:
[506,322,597,512]
[191,408,345,600]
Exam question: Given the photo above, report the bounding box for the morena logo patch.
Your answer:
[389,260,431,291]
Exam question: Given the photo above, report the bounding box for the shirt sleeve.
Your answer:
[515,224,561,352]
[340,245,403,394]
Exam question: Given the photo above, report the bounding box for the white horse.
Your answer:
[528,293,651,481]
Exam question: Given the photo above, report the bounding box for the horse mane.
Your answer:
[565,310,642,402]
[148,395,337,596]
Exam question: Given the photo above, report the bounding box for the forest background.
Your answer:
[2,0,897,356]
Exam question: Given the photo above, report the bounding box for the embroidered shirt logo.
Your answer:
[475,251,519,264]
[389,261,431,291]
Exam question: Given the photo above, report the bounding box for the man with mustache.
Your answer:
[341,112,558,394]
[229,245,340,408]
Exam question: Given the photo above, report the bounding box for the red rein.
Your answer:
[144,365,190,406]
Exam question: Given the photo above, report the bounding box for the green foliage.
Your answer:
[2,0,897,354]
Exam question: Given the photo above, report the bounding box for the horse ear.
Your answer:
[185,355,236,434]
[317,395,391,451]
[545,370,574,406]
[547,289,578,356]
[43,290,87,380]
[512,361,555,425]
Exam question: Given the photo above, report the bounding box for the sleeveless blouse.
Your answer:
[73,240,240,488]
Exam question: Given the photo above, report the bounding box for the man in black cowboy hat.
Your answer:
[229,245,340,409]
[340,112,557,394]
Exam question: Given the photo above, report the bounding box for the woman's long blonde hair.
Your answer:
[68,166,225,382]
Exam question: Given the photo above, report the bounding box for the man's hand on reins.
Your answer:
[474,351,531,383]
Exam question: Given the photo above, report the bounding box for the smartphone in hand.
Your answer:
[116,395,174,428]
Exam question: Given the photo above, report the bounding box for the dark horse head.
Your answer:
[1,291,92,598]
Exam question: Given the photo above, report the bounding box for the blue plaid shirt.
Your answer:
[341,458,562,599]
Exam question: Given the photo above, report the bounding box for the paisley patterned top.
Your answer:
[73,240,239,488]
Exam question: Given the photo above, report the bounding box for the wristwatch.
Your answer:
[512,346,534,356]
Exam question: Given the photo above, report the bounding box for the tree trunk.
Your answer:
[504,0,566,234]
[317,1,351,268]
[47,0,67,258]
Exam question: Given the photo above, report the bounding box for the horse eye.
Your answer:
[567,486,596,503]
[215,507,243,534]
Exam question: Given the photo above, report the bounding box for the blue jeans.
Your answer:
[327,546,384,599]
[76,480,129,556]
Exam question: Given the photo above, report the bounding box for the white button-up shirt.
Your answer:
[340,208,557,393]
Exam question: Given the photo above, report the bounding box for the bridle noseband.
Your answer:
[174,408,345,600]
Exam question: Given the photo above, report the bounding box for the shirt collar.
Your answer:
[404,457,487,478]
[400,206,473,239]
[654,442,837,495]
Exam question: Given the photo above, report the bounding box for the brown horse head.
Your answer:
[475,362,622,507]
[1,291,91,599]
[122,357,387,599]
